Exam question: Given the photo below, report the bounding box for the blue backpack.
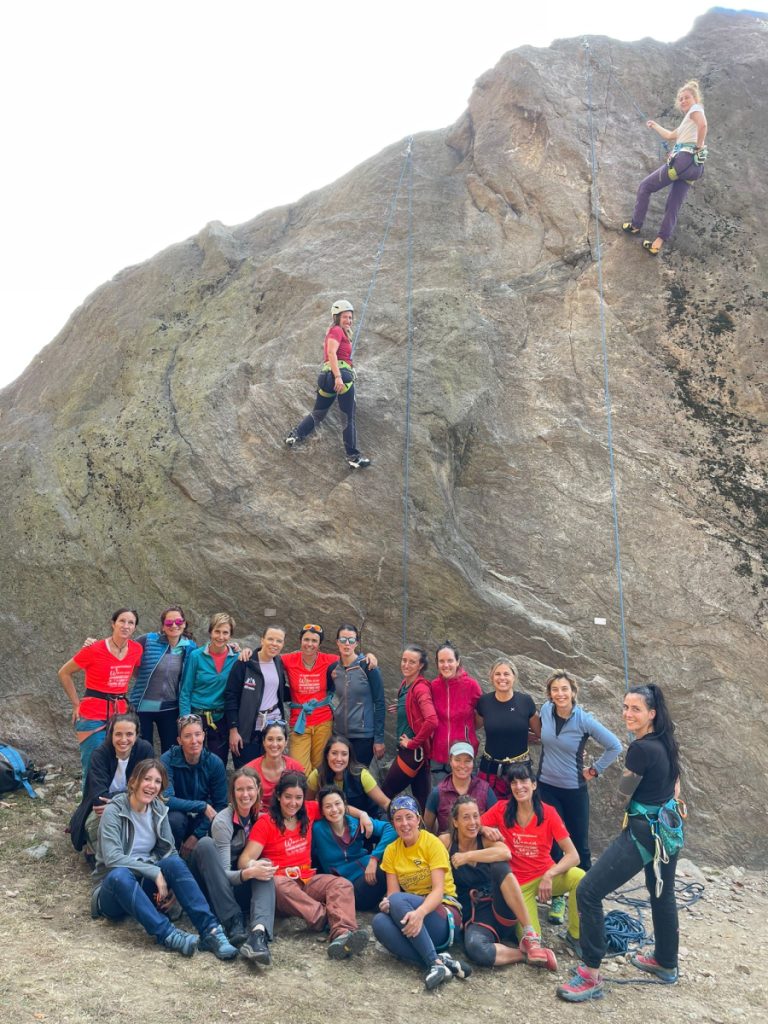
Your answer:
[0,743,46,798]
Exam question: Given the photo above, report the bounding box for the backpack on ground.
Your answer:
[0,743,47,798]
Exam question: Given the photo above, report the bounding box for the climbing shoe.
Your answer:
[438,952,472,979]
[548,895,566,924]
[424,961,453,990]
[327,927,370,960]
[622,222,640,234]
[161,927,198,957]
[285,431,300,446]
[199,924,239,960]
[557,966,604,1002]
[643,239,662,255]
[630,953,678,983]
[347,456,371,469]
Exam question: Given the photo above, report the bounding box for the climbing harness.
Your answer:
[583,40,631,690]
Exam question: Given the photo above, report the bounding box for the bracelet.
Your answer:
[239,869,245,883]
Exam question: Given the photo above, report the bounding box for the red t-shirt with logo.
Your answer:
[281,651,338,727]
[323,325,353,365]
[73,639,143,720]
[480,800,569,885]
[247,800,321,879]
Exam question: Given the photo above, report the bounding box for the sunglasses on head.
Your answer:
[164,618,185,627]
[177,714,202,729]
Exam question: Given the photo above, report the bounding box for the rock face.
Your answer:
[1,10,766,865]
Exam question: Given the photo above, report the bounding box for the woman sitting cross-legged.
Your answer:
[312,786,397,910]
[188,767,277,964]
[439,794,557,970]
[373,795,472,991]
[238,770,370,960]
[91,758,238,960]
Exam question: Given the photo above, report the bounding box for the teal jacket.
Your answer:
[179,644,239,718]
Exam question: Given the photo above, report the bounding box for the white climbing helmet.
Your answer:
[331,299,354,316]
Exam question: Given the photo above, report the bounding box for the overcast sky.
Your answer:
[0,2,738,389]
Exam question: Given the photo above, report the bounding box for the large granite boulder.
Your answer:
[1,9,766,865]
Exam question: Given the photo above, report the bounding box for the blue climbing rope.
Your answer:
[352,136,414,357]
[401,140,415,647]
[583,40,631,691]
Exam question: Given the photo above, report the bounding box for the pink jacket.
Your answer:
[429,669,482,763]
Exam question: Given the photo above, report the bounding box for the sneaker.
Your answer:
[223,914,248,947]
[240,926,272,966]
[629,953,678,984]
[520,929,558,971]
[562,930,582,959]
[161,927,198,957]
[424,961,453,991]
[438,952,472,979]
[285,432,299,447]
[556,966,604,1002]
[199,924,239,960]
[347,455,371,469]
[327,927,370,960]
[548,895,566,924]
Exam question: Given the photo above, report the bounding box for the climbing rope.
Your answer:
[401,141,415,647]
[351,136,414,357]
[583,40,631,690]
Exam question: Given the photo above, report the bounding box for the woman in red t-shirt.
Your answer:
[58,607,144,786]
[244,721,304,807]
[285,299,370,469]
[238,771,370,960]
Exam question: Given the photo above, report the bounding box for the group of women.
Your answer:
[62,604,683,999]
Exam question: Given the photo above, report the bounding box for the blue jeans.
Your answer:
[372,892,450,968]
[98,854,218,943]
[576,824,678,970]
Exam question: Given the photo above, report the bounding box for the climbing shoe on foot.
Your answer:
[327,927,370,959]
[548,895,566,924]
[347,456,371,469]
[643,239,662,255]
[622,222,640,234]
[630,953,678,983]
[557,966,604,1002]
[161,927,198,957]
[424,961,453,990]
[199,924,239,960]
[438,952,472,979]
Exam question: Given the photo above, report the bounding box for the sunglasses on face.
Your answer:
[164,619,185,627]
[337,637,357,645]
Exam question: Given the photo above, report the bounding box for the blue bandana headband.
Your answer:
[389,795,420,818]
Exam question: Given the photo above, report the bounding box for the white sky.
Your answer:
[0,2,734,389]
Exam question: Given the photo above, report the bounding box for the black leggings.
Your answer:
[295,384,359,458]
[462,861,518,967]
[537,780,592,870]
[381,757,432,814]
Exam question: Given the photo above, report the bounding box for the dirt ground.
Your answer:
[1,769,765,1024]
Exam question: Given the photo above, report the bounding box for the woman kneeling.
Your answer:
[92,758,238,959]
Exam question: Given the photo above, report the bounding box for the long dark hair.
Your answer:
[269,770,310,836]
[628,684,681,780]
[317,734,364,789]
[403,644,429,674]
[105,711,140,747]
[503,762,544,827]
[449,793,480,843]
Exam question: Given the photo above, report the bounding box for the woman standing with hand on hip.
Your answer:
[285,300,370,469]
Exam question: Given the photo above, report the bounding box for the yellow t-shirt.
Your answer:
[306,768,377,795]
[381,829,457,900]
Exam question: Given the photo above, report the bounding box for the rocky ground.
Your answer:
[2,769,765,1024]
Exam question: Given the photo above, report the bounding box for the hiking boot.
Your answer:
[285,432,300,447]
[548,895,566,924]
[161,927,198,957]
[199,924,239,960]
[630,953,678,984]
[424,961,453,991]
[223,914,248,947]
[556,966,604,1002]
[438,952,472,979]
[347,455,371,469]
[327,927,370,960]
[240,926,271,966]
[562,930,582,959]
[519,929,558,971]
